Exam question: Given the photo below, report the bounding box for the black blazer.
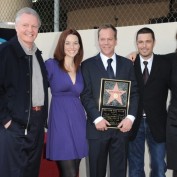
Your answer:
[166,52,177,170]
[130,54,171,142]
[81,53,139,139]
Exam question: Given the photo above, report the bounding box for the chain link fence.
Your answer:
[0,0,177,32]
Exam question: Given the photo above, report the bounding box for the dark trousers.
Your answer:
[173,170,177,177]
[0,109,45,177]
[88,129,129,177]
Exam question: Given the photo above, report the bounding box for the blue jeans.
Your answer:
[128,118,166,177]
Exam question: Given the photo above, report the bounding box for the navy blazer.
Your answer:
[81,53,139,139]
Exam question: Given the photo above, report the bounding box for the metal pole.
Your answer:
[54,0,59,32]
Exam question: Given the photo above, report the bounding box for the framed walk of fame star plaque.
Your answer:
[99,78,131,128]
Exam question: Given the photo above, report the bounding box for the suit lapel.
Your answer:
[115,55,128,78]
[115,55,120,78]
[147,55,159,84]
[134,56,144,85]
[115,55,126,78]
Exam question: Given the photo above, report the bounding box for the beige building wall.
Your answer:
[36,22,177,177]
[67,2,169,29]
[0,0,32,28]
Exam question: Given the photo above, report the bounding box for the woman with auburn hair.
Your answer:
[45,29,88,177]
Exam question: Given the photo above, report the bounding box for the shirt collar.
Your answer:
[18,37,37,55]
[139,53,153,65]
[139,53,153,72]
[100,52,116,66]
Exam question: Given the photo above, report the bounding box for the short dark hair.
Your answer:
[136,27,155,41]
[54,29,84,72]
[98,24,117,40]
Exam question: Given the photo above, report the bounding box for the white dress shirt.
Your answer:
[140,54,153,74]
[139,54,153,117]
[94,52,135,124]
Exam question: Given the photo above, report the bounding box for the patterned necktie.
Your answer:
[107,58,114,79]
[143,61,149,84]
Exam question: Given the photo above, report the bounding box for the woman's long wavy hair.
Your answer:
[54,29,84,72]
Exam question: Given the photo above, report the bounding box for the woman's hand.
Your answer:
[126,51,138,62]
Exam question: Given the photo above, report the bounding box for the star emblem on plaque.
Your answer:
[99,78,131,128]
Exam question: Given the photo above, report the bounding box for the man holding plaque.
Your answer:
[81,24,138,177]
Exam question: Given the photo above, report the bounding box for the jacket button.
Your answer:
[27,90,29,94]
[25,110,28,113]
[26,73,29,76]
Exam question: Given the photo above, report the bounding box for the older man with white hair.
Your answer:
[0,7,48,177]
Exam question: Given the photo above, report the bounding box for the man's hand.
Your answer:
[4,120,12,129]
[95,119,111,131]
[118,118,132,132]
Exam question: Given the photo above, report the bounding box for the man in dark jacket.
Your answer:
[0,7,48,177]
[81,24,138,177]
[128,27,171,177]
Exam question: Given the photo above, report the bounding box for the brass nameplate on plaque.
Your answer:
[99,79,131,128]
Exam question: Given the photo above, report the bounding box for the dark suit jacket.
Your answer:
[166,52,177,170]
[130,54,171,143]
[81,53,139,139]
